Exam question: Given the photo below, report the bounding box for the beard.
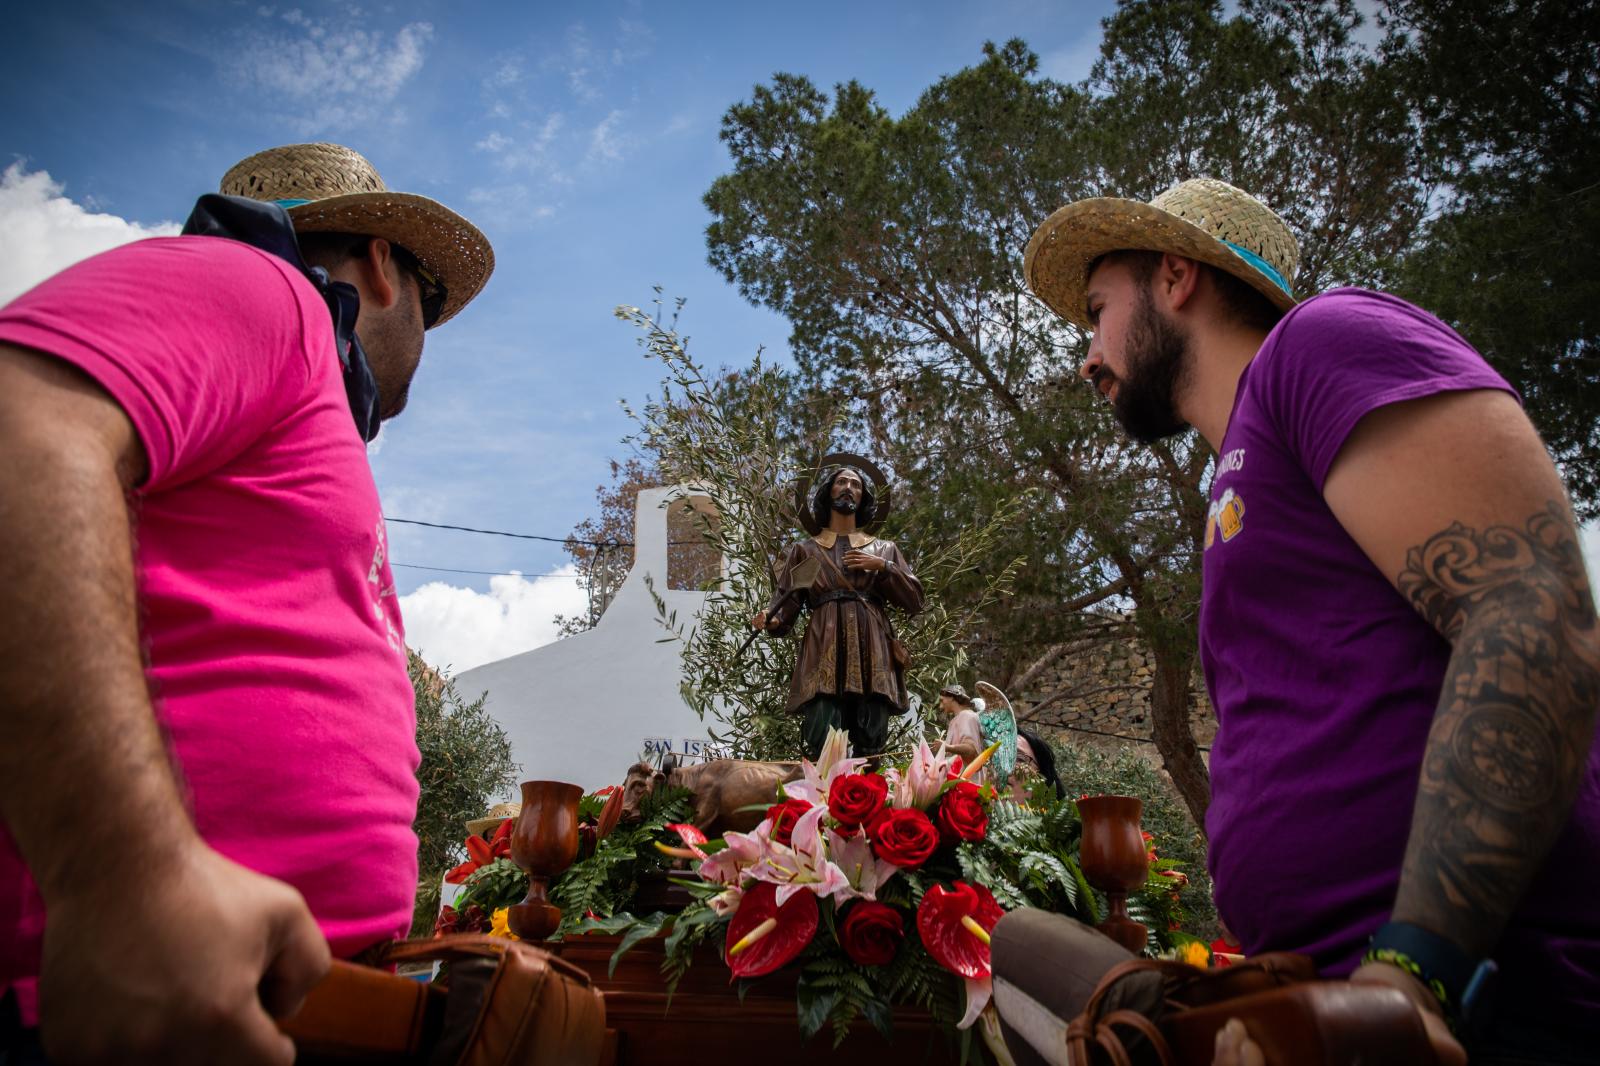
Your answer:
[1107,286,1191,443]
[831,495,858,515]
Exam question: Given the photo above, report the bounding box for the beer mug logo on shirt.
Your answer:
[1216,488,1245,542]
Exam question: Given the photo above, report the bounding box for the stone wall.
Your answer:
[1010,625,1217,756]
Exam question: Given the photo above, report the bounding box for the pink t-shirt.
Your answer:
[0,237,419,1022]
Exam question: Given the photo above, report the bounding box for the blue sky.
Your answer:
[1,0,1119,667]
[6,0,1596,668]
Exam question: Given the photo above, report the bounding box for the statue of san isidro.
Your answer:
[751,455,925,760]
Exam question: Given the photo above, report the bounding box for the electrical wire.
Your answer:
[385,516,627,548]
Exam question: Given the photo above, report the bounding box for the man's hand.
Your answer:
[1211,1018,1263,1066]
[751,610,774,631]
[1210,967,1467,1066]
[1348,962,1466,1066]
[39,841,330,1065]
[843,549,885,572]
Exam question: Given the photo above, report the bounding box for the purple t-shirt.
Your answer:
[1200,288,1600,1023]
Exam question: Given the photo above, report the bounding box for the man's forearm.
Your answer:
[1393,502,1600,956]
[0,352,194,901]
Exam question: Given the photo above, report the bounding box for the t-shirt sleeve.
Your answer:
[1252,289,1518,492]
[0,237,320,492]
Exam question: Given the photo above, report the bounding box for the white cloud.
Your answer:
[476,131,512,153]
[588,110,627,163]
[401,567,588,673]
[0,164,180,304]
[225,12,434,134]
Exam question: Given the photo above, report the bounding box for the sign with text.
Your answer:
[642,736,729,761]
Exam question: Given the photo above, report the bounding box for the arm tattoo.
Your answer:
[1393,501,1600,955]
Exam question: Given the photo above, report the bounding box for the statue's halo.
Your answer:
[792,452,893,536]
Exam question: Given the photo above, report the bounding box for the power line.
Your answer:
[385,515,710,549]
[385,516,627,548]
[392,562,548,578]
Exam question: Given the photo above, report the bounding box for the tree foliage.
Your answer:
[1385,0,1600,513]
[409,650,520,934]
[695,0,1584,826]
[617,297,1027,760]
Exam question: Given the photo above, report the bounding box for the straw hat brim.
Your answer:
[1024,197,1297,332]
[465,813,514,836]
[286,191,493,327]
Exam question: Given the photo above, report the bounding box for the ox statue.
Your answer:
[620,757,804,837]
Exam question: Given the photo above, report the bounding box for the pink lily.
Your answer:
[785,726,867,808]
[826,827,896,900]
[749,805,853,905]
[708,884,744,917]
[891,740,957,810]
[959,976,994,1032]
[696,826,766,886]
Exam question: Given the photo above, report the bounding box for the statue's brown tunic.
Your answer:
[764,530,925,715]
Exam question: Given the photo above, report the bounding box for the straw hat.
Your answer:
[466,801,521,837]
[219,142,493,326]
[1024,178,1299,331]
[939,684,974,706]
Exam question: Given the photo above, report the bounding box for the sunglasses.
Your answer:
[389,244,447,329]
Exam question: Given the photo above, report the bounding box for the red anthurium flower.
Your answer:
[443,860,478,884]
[656,822,711,861]
[466,835,494,866]
[917,881,1003,979]
[491,818,515,843]
[723,881,818,978]
[766,798,813,846]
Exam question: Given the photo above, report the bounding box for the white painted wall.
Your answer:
[454,486,719,792]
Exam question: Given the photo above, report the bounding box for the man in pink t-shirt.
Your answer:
[0,143,493,1064]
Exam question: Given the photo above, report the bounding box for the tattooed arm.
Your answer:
[1324,388,1600,958]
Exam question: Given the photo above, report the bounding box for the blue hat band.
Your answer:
[1221,240,1292,296]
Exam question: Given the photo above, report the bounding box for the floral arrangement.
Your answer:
[433,783,694,938]
[428,731,1199,1059]
[577,730,1199,1058]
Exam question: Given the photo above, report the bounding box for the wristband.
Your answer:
[1364,921,1497,1035]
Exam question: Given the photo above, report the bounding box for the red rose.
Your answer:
[838,900,905,966]
[868,807,939,868]
[828,772,889,830]
[936,781,989,843]
[766,798,813,846]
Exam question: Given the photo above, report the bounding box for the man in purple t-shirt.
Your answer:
[1010,178,1599,1064]
[0,144,493,1064]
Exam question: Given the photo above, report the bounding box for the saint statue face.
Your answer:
[830,468,864,514]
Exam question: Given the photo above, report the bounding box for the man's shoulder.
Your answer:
[82,234,308,281]
[1266,288,1458,355]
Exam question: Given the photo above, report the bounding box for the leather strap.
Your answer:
[279,959,440,1056]
[810,588,885,609]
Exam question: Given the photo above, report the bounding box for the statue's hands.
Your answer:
[844,550,886,572]
[751,611,775,632]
